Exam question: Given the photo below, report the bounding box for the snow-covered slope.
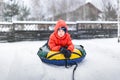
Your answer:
[0,38,120,80]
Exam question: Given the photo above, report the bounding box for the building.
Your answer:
[50,2,102,21]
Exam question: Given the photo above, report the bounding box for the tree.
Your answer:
[3,0,30,21]
[48,0,57,21]
[17,5,30,21]
[102,1,117,21]
[30,0,45,20]
[3,0,19,21]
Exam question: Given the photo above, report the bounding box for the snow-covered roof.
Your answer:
[86,0,92,3]
[0,22,12,24]
[84,0,103,11]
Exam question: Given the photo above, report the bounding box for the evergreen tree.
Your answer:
[3,0,30,21]
[3,0,19,21]
[17,5,30,21]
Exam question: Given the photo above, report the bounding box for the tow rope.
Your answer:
[65,59,78,80]
[72,62,78,80]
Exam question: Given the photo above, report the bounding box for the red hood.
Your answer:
[54,19,68,33]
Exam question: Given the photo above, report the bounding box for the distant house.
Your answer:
[50,2,102,21]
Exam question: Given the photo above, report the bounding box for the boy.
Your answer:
[48,19,74,58]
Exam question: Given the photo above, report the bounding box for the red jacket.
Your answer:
[48,19,74,52]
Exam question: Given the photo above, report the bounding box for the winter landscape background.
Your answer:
[0,0,120,80]
[2,0,118,21]
[0,38,120,80]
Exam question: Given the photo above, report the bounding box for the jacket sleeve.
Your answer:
[48,35,61,51]
[67,35,74,52]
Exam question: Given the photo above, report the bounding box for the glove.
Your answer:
[64,50,71,59]
[60,47,67,54]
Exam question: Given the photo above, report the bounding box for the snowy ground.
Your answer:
[0,38,120,80]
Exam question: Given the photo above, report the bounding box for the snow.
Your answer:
[0,38,120,80]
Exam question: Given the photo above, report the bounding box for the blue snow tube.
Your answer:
[37,44,86,66]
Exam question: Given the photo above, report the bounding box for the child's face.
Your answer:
[57,29,65,37]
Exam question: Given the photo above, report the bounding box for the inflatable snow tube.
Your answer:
[37,44,86,66]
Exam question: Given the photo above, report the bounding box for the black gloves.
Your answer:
[60,47,67,54]
[60,47,71,59]
[64,50,71,59]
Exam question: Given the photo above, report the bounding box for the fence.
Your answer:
[76,21,117,39]
[0,21,118,42]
